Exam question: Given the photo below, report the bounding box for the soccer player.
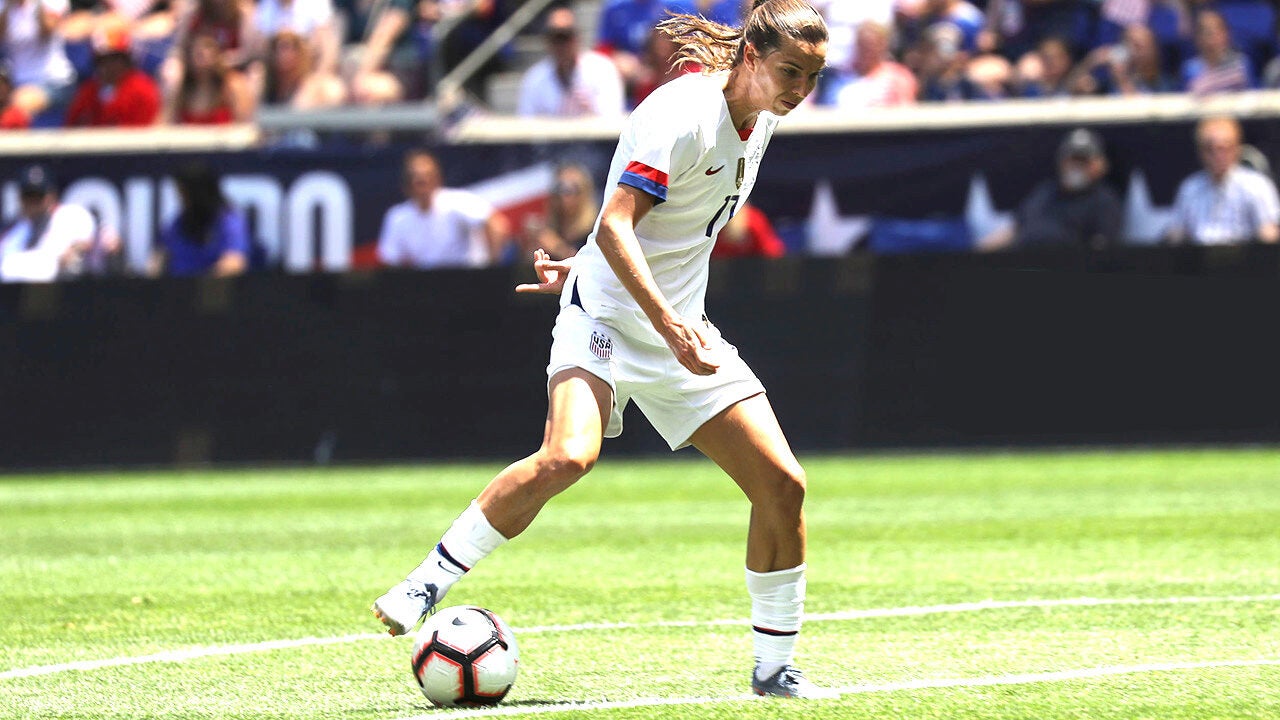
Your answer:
[373,0,832,699]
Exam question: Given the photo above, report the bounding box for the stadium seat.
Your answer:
[866,217,973,254]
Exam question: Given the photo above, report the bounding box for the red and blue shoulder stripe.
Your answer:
[619,161,669,203]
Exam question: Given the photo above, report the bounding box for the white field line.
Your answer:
[0,632,387,680]
[4,593,1280,681]
[423,658,1280,720]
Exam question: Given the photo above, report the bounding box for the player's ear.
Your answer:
[742,42,759,70]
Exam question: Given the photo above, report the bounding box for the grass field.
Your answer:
[3,448,1280,719]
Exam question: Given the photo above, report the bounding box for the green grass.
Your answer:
[3,448,1279,718]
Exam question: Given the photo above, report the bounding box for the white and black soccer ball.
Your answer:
[411,605,519,707]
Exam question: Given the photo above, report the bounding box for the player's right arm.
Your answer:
[595,184,719,376]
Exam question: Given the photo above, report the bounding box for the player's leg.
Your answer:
[477,367,612,537]
[689,393,835,699]
[372,368,611,635]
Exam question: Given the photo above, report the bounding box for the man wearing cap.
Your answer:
[516,6,624,118]
[1165,116,1280,245]
[64,19,160,126]
[0,164,97,282]
[978,127,1124,251]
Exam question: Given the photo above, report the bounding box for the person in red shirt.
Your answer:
[0,62,30,129]
[64,22,161,127]
[164,29,254,125]
[713,202,786,259]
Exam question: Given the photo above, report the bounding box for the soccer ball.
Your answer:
[411,605,519,707]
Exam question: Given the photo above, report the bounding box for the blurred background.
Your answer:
[3,0,1280,470]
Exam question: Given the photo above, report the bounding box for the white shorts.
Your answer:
[546,304,766,450]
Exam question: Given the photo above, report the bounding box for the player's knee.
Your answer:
[763,463,806,513]
[537,441,598,486]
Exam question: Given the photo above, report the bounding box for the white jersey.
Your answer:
[0,203,95,282]
[376,189,493,269]
[564,71,780,346]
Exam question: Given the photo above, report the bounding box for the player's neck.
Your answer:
[722,68,760,134]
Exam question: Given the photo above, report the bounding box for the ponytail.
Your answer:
[658,0,827,73]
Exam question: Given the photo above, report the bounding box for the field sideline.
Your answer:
[3,448,1279,719]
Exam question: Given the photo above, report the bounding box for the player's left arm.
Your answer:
[595,184,719,376]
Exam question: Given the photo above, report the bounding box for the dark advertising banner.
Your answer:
[0,259,867,469]
[4,247,1280,471]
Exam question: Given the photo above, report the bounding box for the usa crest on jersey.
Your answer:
[589,331,614,360]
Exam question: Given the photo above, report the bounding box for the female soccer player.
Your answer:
[374,0,831,698]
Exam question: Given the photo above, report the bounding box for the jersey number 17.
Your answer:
[706,195,741,238]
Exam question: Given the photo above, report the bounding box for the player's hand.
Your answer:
[659,315,720,376]
[515,249,573,294]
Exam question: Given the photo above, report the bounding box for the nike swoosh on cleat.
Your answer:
[705,166,724,175]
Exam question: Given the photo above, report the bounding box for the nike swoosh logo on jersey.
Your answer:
[705,166,724,175]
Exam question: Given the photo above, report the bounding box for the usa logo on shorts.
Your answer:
[589,331,613,360]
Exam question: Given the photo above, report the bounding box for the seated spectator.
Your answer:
[986,0,1095,61]
[65,21,161,126]
[0,60,32,127]
[595,0,706,97]
[1180,9,1255,94]
[819,20,917,107]
[261,29,346,109]
[377,149,511,270]
[629,24,694,107]
[915,22,970,101]
[963,52,1015,99]
[1015,35,1077,97]
[127,0,181,73]
[2,0,77,122]
[164,0,263,90]
[1096,0,1190,64]
[61,0,177,78]
[1068,22,1178,95]
[343,0,424,104]
[1165,116,1280,245]
[163,29,254,124]
[517,6,624,118]
[712,202,785,259]
[922,0,985,54]
[810,0,894,72]
[917,22,1013,102]
[978,128,1123,251]
[524,162,599,261]
[0,164,97,283]
[153,161,250,277]
[1193,0,1277,73]
[255,0,339,74]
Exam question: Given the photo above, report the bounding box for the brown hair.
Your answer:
[657,0,827,73]
[549,163,599,242]
[264,30,313,105]
[174,29,232,116]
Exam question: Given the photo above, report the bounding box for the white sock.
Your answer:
[407,500,508,602]
[746,563,806,681]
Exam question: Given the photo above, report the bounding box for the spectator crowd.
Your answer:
[2,0,1280,128]
[3,0,1280,282]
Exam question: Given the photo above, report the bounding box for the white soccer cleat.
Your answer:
[751,665,840,699]
[371,580,438,636]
